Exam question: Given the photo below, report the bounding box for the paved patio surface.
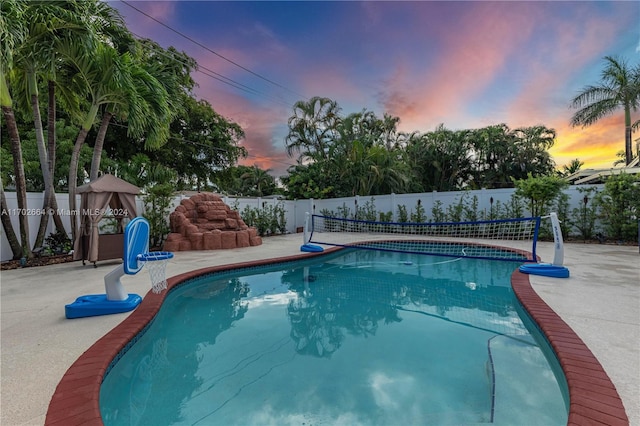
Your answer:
[1,235,638,425]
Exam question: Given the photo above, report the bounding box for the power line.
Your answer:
[108,120,296,169]
[130,31,293,109]
[120,0,308,102]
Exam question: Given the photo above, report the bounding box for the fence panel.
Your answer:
[1,186,605,261]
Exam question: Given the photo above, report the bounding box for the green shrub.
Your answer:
[594,173,640,241]
[570,187,599,241]
[463,194,479,222]
[411,199,427,223]
[44,230,72,255]
[513,174,568,217]
[397,204,408,223]
[239,202,288,237]
[431,200,446,223]
[379,211,393,222]
[143,183,174,249]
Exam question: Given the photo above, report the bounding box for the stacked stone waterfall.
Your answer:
[162,193,262,252]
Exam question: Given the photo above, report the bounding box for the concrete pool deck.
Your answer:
[1,235,638,425]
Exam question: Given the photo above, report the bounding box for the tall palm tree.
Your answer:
[571,56,640,165]
[10,1,71,249]
[5,0,129,249]
[1,0,32,258]
[58,41,131,241]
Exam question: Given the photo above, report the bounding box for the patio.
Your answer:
[1,235,638,425]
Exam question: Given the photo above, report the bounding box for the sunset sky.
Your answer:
[113,1,640,177]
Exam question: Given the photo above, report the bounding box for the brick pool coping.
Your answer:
[511,271,628,425]
[45,249,629,425]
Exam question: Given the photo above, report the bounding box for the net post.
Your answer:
[549,212,564,266]
[531,216,541,262]
[303,212,311,244]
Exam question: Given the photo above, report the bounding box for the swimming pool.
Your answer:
[99,246,568,425]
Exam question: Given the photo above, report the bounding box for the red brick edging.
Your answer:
[46,250,629,425]
[511,271,629,425]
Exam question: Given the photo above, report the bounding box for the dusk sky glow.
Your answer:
[113,1,640,177]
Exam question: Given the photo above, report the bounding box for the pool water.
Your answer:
[100,248,568,425]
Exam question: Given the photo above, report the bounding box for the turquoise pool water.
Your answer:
[100,247,568,425]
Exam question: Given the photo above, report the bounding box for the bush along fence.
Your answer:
[311,176,638,243]
[2,174,639,261]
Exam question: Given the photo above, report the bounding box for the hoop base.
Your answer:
[301,243,324,253]
[519,263,570,278]
[65,294,142,319]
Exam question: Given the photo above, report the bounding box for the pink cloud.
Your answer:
[505,11,620,121]
[381,3,539,132]
[500,6,631,169]
[115,1,177,39]
[193,76,295,176]
[298,68,366,107]
[116,1,636,177]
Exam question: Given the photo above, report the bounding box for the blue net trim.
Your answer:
[137,251,174,262]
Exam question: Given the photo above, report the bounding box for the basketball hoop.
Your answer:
[137,252,174,294]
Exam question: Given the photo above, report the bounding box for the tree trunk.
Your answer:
[46,80,67,234]
[90,111,112,180]
[69,127,89,243]
[30,89,53,250]
[0,181,23,259]
[2,105,32,258]
[623,104,633,165]
[69,104,99,243]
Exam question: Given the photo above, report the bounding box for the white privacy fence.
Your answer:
[1,186,603,261]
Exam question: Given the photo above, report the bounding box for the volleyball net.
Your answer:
[304,214,544,262]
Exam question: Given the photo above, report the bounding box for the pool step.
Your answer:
[488,335,567,425]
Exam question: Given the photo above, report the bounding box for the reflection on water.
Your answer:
[283,249,526,360]
[129,339,169,426]
[101,248,568,425]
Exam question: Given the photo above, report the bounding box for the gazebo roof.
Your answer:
[76,174,140,194]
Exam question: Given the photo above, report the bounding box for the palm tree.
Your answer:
[0,180,22,259]
[412,125,473,191]
[58,41,131,241]
[4,0,130,249]
[364,144,410,195]
[10,1,77,249]
[560,158,584,176]
[571,56,640,165]
[89,53,170,181]
[1,0,32,258]
[510,125,556,179]
[240,165,274,196]
[32,0,131,241]
[89,37,192,182]
[286,96,341,161]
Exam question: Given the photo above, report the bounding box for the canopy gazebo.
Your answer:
[72,174,140,266]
